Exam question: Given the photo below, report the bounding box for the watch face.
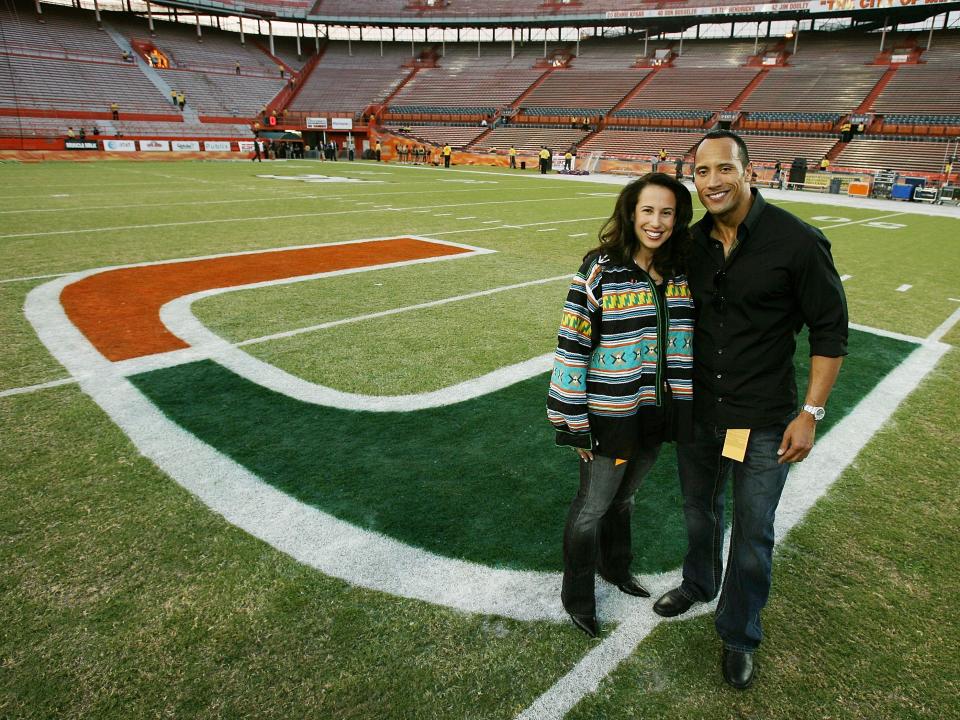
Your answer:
[805,405,825,421]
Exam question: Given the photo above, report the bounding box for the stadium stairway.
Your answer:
[605,67,661,119]
[101,20,200,123]
[854,65,898,114]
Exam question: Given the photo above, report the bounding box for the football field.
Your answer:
[1,159,958,719]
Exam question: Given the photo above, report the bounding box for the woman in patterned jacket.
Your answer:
[547,173,695,637]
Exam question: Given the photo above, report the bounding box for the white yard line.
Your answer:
[0,272,69,284]
[0,196,580,241]
[0,377,77,398]
[896,284,913,292]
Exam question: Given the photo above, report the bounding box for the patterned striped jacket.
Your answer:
[547,254,695,454]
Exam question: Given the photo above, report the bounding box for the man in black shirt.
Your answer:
[652,130,848,689]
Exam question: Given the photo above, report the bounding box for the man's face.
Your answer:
[693,138,752,219]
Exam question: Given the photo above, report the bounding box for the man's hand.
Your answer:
[575,448,594,463]
[777,412,816,464]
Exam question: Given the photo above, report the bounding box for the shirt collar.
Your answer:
[693,188,767,246]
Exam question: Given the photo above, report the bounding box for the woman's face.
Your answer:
[632,184,676,255]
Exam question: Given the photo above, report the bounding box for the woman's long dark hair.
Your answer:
[585,172,692,278]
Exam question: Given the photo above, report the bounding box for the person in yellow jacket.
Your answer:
[563,150,573,171]
[509,145,517,169]
[443,144,452,168]
[539,146,551,174]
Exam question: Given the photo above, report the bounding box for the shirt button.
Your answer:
[717,349,724,355]
[717,397,724,403]
[716,374,722,379]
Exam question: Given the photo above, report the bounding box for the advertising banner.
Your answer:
[103,139,136,152]
[331,117,353,131]
[64,140,99,151]
[139,140,170,152]
[306,117,328,129]
[203,141,232,152]
[238,141,256,152]
[172,141,201,152]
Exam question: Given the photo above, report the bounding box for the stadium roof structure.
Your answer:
[148,0,960,30]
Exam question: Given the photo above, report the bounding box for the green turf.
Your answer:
[128,329,914,573]
[1,159,958,720]
[0,279,70,391]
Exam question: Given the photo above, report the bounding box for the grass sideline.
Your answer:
[1,160,958,718]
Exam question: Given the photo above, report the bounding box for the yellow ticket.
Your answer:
[721,429,751,462]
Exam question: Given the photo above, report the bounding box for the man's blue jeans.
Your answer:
[562,447,660,618]
[676,415,793,651]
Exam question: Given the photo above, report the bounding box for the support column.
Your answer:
[93,0,101,27]
[239,18,244,45]
[269,20,275,56]
[511,28,515,59]
[316,25,320,53]
[926,19,934,50]
[34,0,43,18]
[296,23,302,57]
[879,18,887,52]
[196,13,202,41]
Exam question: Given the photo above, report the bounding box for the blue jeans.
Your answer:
[676,415,793,651]
[561,447,660,617]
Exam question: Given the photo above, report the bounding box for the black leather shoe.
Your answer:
[722,647,755,690]
[566,611,599,638]
[613,577,651,598]
[652,587,695,617]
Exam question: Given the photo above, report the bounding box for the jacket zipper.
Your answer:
[638,269,667,407]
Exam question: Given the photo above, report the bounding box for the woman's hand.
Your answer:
[575,448,594,462]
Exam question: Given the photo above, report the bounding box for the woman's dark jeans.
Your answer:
[676,415,793,651]
[561,446,661,618]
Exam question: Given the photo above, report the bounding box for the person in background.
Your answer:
[375,140,382,162]
[110,103,119,120]
[66,127,75,139]
[78,127,86,140]
[651,129,847,690]
[235,61,241,75]
[443,144,452,168]
[539,146,550,174]
[509,145,517,169]
[563,150,573,171]
[548,173,695,638]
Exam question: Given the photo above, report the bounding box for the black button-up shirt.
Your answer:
[689,189,848,429]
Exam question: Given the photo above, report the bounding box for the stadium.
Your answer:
[1,0,958,718]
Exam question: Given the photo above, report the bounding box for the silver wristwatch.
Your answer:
[802,404,826,422]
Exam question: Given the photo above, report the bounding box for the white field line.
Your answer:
[927,305,960,343]
[0,377,77,398]
[0,194,325,215]
[569,233,589,238]
[0,216,604,284]
[0,272,68,284]
[538,228,558,232]
[0,195,579,240]
[516,317,957,720]
[896,284,913,292]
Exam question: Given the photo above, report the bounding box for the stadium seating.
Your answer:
[834,138,954,173]
[468,126,587,152]
[384,123,486,147]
